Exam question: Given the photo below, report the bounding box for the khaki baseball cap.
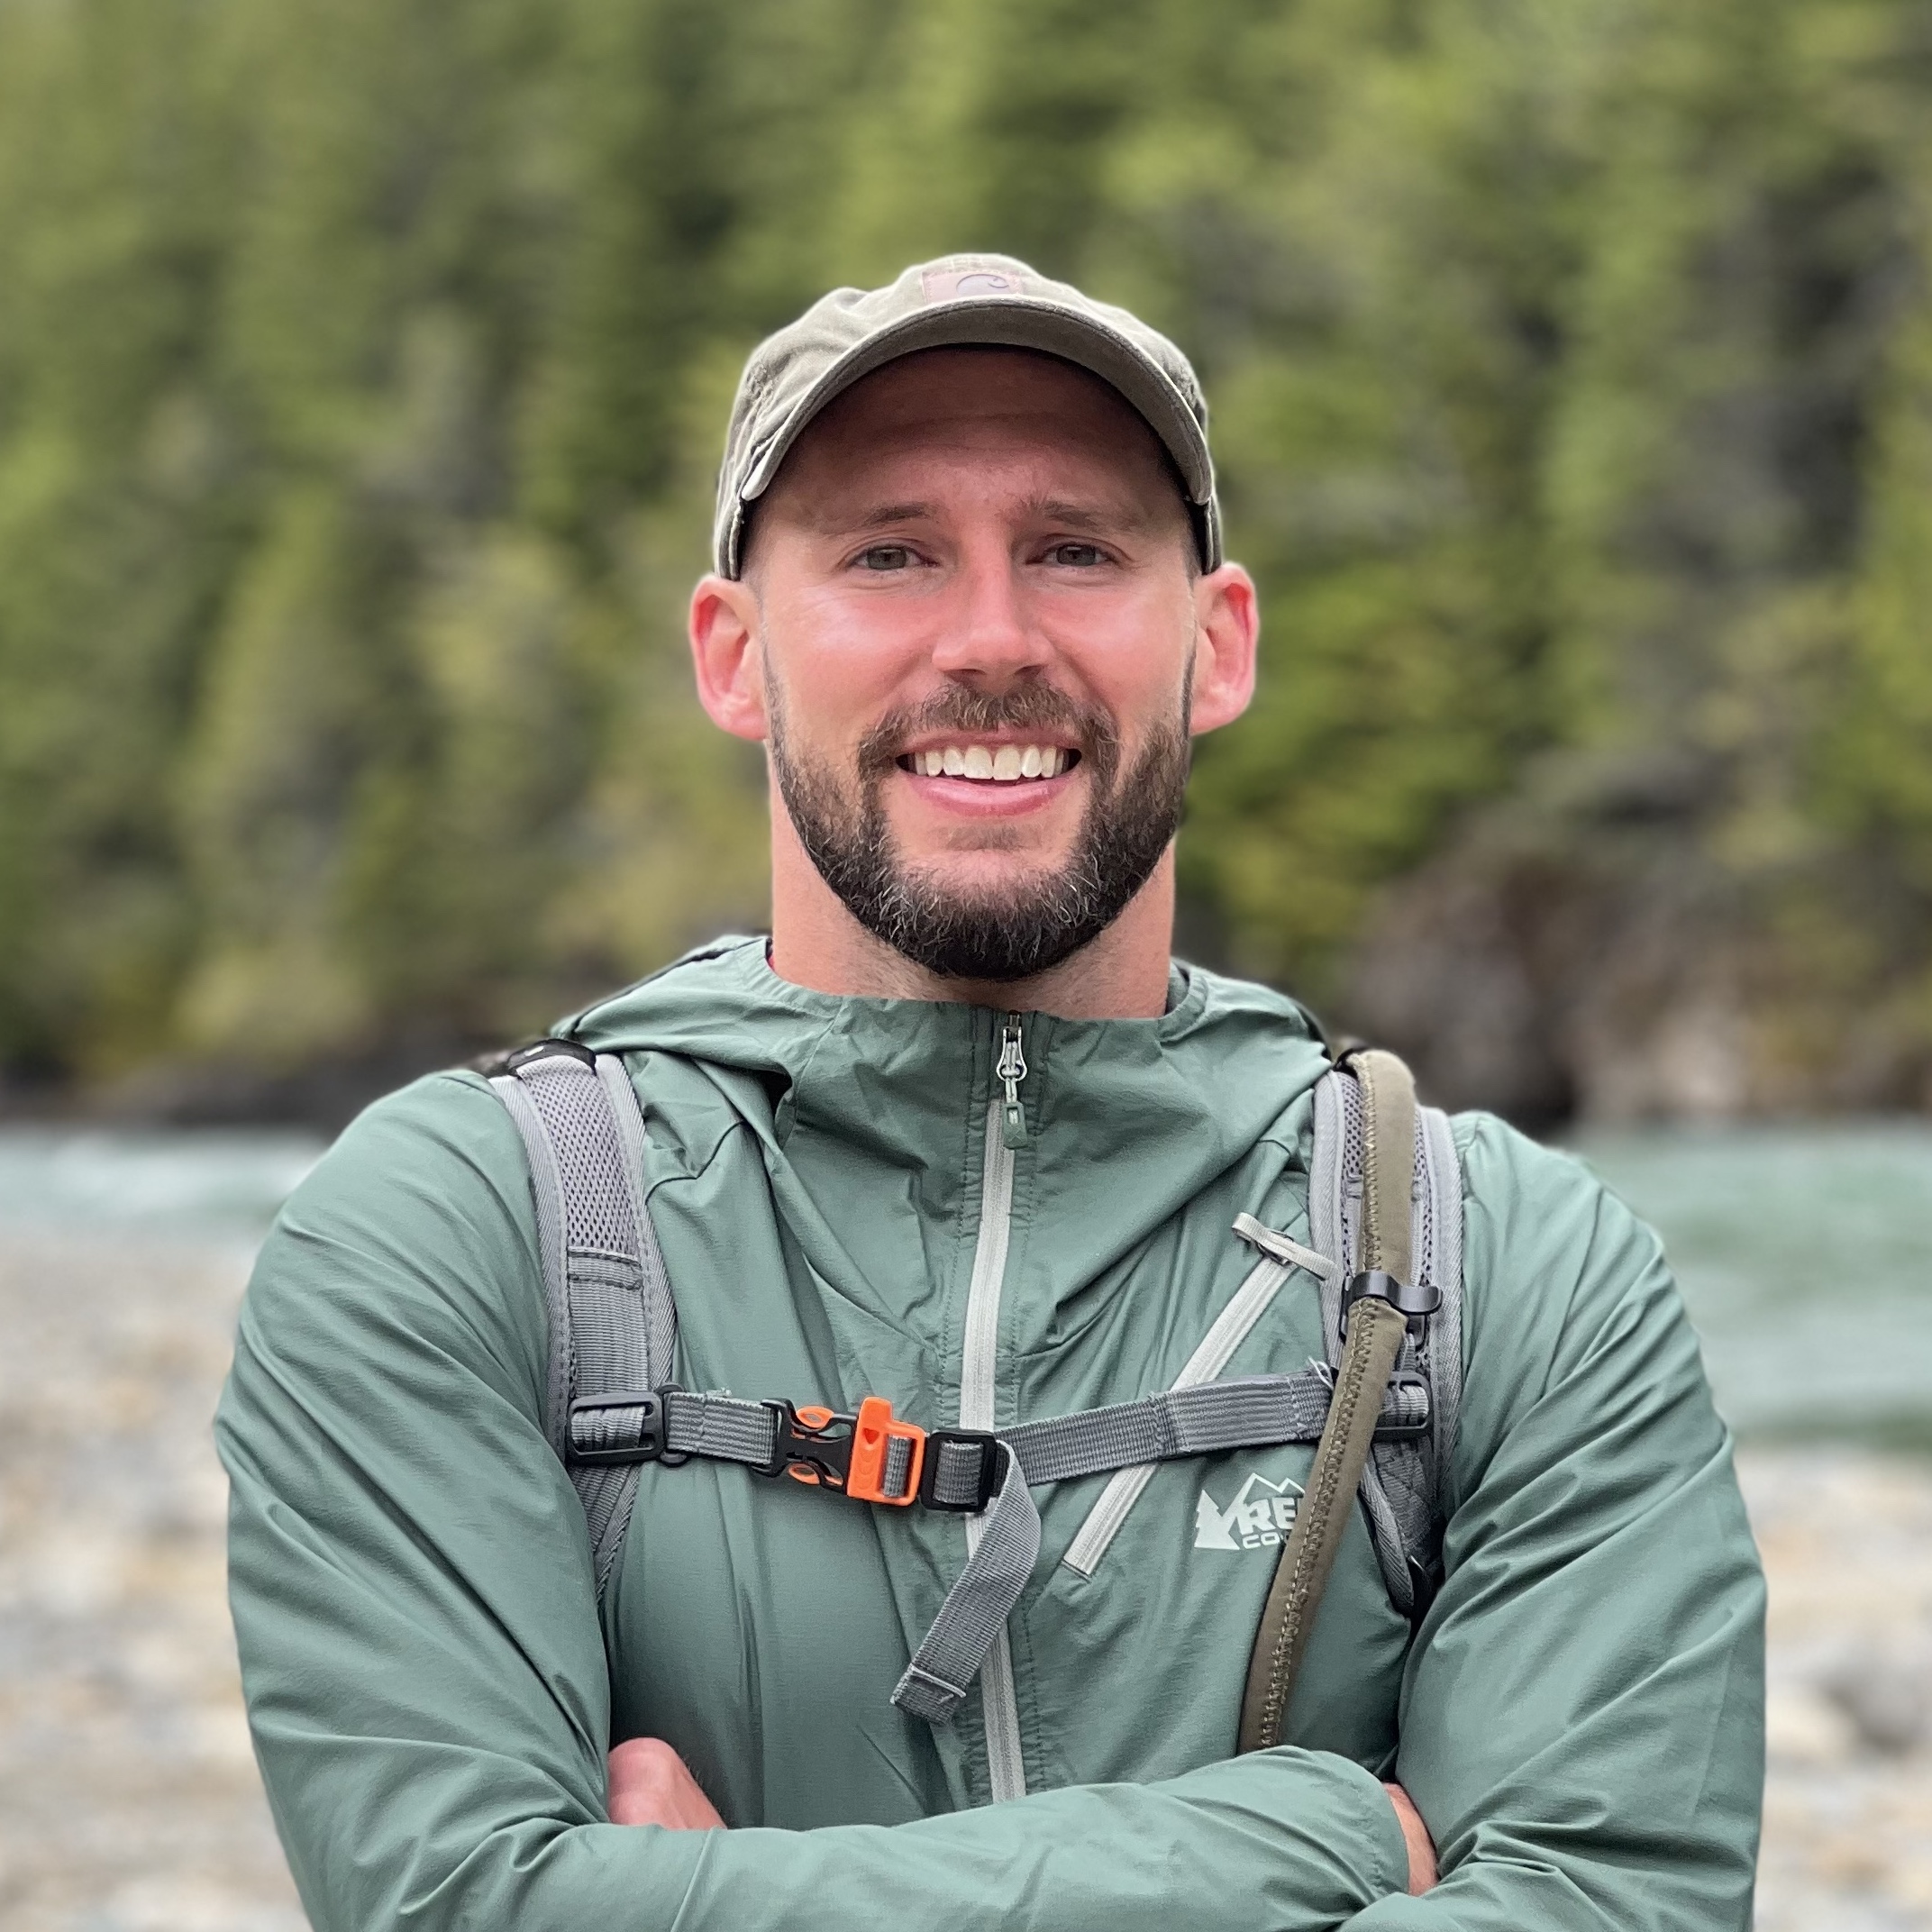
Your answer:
[714,252,1221,578]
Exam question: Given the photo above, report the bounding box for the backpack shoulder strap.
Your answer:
[489,1040,677,1602]
[1309,1047,1463,1620]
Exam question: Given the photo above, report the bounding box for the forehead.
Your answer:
[762,347,1180,514]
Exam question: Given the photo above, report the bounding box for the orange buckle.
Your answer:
[765,1397,926,1505]
[844,1397,926,1506]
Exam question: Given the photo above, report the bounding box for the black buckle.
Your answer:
[1372,1369,1433,1441]
[916,1429,1004,1513]
[755,1399,858,1487]
[503,1037,597,1073]
[566,1389,666,1467]
[1342,1270,1442,1337]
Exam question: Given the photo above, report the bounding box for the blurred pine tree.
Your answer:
[1,0,1928,1117]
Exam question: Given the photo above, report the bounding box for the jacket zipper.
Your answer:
[960,1010,1029,1802]
[997,1012,1029,1149]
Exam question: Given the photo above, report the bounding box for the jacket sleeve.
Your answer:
[218,1071,1407,1932]
[1342,1116,1765,1929]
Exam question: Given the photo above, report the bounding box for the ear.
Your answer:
[688,574,770,743]
[1188,562,1259,735]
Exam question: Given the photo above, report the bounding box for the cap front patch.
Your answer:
[921,267,1025,304]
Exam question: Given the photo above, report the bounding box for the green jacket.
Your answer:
[217,937,1763,1930]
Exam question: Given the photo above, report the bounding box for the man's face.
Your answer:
[703,347,1249,981]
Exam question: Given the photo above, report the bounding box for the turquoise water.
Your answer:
[0,1125,322,1236]
[1573,1123,1932,1448]
[3,1120,1928,1444]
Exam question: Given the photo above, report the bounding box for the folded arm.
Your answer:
[218,1074,1408,1932]
[217,1081,1757,1932]
[1337,1120,1765,1928]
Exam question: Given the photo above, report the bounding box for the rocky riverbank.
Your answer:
[2,1227,1927,1928]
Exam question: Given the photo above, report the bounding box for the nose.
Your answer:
[927,540,1051,689]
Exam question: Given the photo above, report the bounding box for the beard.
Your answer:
[769,676,1191,983]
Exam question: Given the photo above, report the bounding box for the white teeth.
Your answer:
[913,743,1071,780]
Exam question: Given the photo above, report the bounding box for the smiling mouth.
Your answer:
[896,743,1081,784]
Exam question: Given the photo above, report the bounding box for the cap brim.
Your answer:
[727,299,1217,574]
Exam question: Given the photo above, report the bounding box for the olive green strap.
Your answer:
[1238,1048,1418,1752]
[1237,1296,1406,1751]
[1352,1047,1416,1287]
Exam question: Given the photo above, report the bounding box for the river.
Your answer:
[1,1118,1930,1929]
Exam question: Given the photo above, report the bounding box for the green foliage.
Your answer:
[2,0,1930,1099]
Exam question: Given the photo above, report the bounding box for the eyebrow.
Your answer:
[1024,496,1164,535]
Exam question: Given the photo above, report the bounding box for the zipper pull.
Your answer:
[997,1012,1030,1149]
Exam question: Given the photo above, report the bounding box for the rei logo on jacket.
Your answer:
[1192,1471,1304,1551]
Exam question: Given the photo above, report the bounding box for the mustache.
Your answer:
[856,685,1119,779]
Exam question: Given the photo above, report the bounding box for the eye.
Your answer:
[1044,542,1109,568]
[856,543,916,571]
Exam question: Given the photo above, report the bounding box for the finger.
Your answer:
[608,1737,726,1830]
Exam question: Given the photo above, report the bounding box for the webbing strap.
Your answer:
[666,1390,780,1464]
[563,1390,809,1472]
[568,1363,1428,1727]
[889,1367,1427,1723]
[1005,1374,1340,1482]
[895,1449,1041,1724]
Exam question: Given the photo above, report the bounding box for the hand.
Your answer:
[1383,1782,1436,1895]
[608,1737,727,1829]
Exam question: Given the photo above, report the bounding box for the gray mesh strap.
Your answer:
[1353,1101,1431,1616]
[494,1048,671,1599]
[1308,1060,1465,1619]
[1309,1070,1353,1362]
[490,1074,573,1454]
[893,1449,1041,1725]
[1365,1103,1462,1608]
[1417,1104,1464,1498]
[598,1053,677,1391]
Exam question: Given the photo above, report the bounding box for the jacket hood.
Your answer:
[560,938,1332,1321]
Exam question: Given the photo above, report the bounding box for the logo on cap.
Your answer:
[921,268,1022,304]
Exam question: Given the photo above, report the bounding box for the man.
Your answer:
[218,254,1764,1930]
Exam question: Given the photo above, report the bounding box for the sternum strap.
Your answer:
[890,1367,1424,1725]
[571,1374,1433,1730]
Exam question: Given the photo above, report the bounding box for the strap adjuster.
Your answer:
[566,1389,666,1466]
[1372,1369,1433,1441]
[757,1397,926,1506]
[503,1036,597,1073]
[1342,1270,1442,1337]
[916,1429,1004,1513]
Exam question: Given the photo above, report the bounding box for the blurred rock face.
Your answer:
[1343,749,1932,1125]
